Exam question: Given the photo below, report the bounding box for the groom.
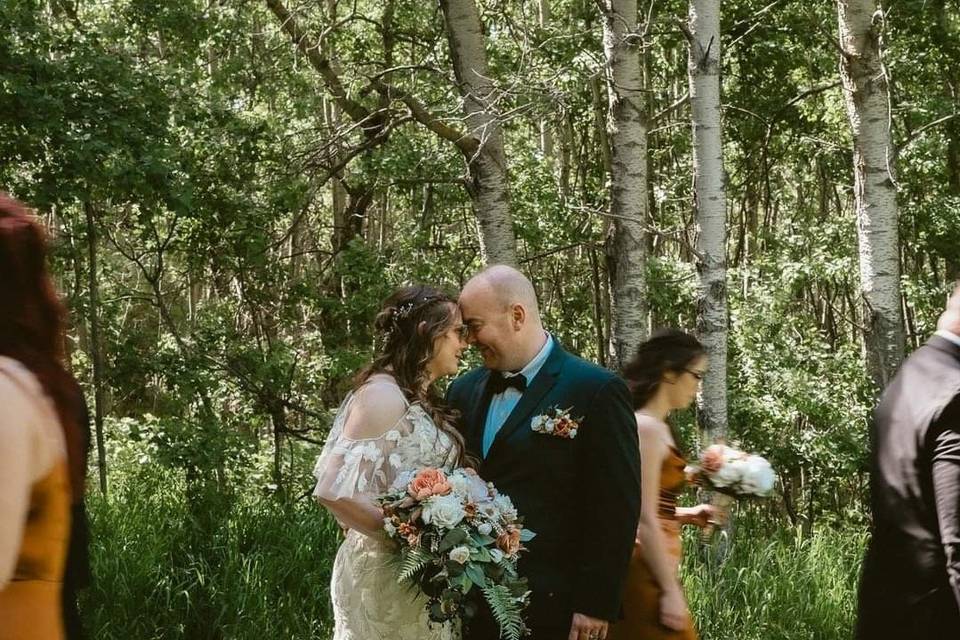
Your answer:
[447,266,641,640]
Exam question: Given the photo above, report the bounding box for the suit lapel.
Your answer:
[466,369,492,456]
[486,344,566,460]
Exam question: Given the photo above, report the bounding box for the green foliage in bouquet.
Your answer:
[380,468,535,640]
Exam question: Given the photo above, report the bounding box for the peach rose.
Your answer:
[408,468,452,500]
[496,526,522,556]
[701,445,725,474]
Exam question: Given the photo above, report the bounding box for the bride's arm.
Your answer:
[313,383,409,539]
[315,495,386,538]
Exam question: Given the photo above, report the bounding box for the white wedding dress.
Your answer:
[313,375,460,640]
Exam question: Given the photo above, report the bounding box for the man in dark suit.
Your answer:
[856,286,960,638]
[447,266,641,640]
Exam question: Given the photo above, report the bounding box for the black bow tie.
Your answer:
[487,371,527,395]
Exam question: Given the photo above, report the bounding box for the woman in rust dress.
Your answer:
[0,193,87,640]
[609,330,722,640]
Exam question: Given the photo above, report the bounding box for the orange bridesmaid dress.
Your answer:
[608,446,697,640]
[0,362,71,640]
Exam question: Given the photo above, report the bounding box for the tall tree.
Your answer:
[684,0,729,438]
[84,201,109,495]
[837,0,904,388]
[598,0,649,369]
[439,0,517,266]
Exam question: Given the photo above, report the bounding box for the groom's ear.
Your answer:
[510,303,526,330]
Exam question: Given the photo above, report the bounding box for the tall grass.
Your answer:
[82,472,341,640]
[685,523,865,640]
[82,475,864,639]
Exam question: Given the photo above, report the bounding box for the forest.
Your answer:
[2,0,958,638]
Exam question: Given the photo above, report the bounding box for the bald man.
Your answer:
[447,266,641,640]
[856,285,960,637]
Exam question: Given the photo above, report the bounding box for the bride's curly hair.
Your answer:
[355,284,469,468]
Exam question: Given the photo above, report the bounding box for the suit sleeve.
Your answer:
[932,424,960,611]
[572,376,641,620]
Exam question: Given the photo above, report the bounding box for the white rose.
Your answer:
[741,456,776,495]
[448,545,472,564]
[493,495,518,522]
[477,522,493,536]
[489,548,504,563]
[383,519,397,536]
[422,494,467,529]
[531,416,546,432]
[711,458,744,488]
[544,420,555,434]
[448,474,472,499]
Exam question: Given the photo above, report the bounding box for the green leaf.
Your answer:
[465,563,487,588]
[438,527,468,553]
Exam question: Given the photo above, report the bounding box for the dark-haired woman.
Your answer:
[312,285,468,640]
[0,193,87,640]
[608,330,722,640]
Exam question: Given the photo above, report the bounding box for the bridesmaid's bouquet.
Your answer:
[686,444,777,537]
[379,467,535,640]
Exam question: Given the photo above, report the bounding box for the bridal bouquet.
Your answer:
[380,467,535,640]
[686,444,776,537]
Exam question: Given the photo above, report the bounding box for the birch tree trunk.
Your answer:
[686,0,728,439]
[439,0,517,266]
[84,202,108,496]
[599,0,649,369]
[537,0,554,160]
[837,0,904,389]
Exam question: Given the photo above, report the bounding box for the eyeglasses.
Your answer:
[684,369,706,381]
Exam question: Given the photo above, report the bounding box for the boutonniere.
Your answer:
[531,406,582,439]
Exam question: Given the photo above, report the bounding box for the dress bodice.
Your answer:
[656,446,688,521]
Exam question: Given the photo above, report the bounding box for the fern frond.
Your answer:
[481,584,526,640]
[398,547,432,583]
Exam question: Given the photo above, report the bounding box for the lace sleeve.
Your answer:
[312,382,410,501]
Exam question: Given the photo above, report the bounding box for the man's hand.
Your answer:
[568,612,609,640]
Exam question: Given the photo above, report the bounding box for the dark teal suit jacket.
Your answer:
[447,343,641,635]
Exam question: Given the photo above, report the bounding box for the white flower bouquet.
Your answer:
[379,467,535,640]
[686,444,777,538]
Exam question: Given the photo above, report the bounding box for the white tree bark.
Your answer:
[686,0,728,439]
[599,0,649,369]
[439,0,518,266]
[837,0,904,388]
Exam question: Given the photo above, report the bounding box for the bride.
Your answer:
[312,285,470,640]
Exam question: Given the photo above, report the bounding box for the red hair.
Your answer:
[0,192,86,501]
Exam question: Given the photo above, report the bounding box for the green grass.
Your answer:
[685,523,864,640]
[82,476,341,640]
[82,478,864,640]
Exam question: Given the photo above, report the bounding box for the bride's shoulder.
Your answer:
[341,376,411,439]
